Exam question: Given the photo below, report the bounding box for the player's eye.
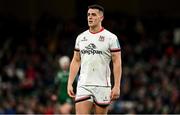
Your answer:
[92,13,97,16]
[87,13,97,17]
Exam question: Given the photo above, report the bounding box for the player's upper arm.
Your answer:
[72,51,81,63]
[111,51,121,63]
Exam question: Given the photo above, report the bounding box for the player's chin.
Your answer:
[88,23,94,27]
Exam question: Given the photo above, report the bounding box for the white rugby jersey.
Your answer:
[74,28,121,87]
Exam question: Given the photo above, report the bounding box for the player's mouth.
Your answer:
[88,21,93,24]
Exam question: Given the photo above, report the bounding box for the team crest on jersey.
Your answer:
[99,35,105,41]
[81,37,87,41]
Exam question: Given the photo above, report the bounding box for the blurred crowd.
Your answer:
[0,13,180,114]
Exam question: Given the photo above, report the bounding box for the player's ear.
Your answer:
[100,16,104,21]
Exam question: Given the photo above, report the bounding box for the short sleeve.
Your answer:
[110,35,121,52]
[74,35,80,51]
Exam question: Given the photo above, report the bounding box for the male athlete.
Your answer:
[67,4,122,114]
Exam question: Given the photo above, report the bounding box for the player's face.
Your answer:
[87,8,103,28]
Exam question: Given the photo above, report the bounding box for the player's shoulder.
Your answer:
[103,29,117,38]
[77,30,89,37]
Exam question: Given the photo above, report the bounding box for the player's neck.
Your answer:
[89,25,104,34]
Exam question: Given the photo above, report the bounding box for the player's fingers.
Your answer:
[68,89,75,98]
[67,85,75,98]
[112,94,119,100]
[68,90,72,97]
[110,92,119,100]
[110,91,114,99]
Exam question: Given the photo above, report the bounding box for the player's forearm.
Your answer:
[113,60,122,88]
[68,59,80,85]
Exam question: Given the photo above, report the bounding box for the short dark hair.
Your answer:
[88,4,104,14]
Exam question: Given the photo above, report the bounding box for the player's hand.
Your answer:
[110,86,120,100]
[67,84,75,98]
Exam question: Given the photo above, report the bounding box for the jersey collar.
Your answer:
[89,27,104,34]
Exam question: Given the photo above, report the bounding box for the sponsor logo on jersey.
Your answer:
[85,43,96,50]
[81,43,102,55]
[81,37,87,41]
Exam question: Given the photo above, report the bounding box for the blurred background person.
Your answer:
[54,56,73,114]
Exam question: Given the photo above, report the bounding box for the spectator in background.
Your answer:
[54,56,73,114]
